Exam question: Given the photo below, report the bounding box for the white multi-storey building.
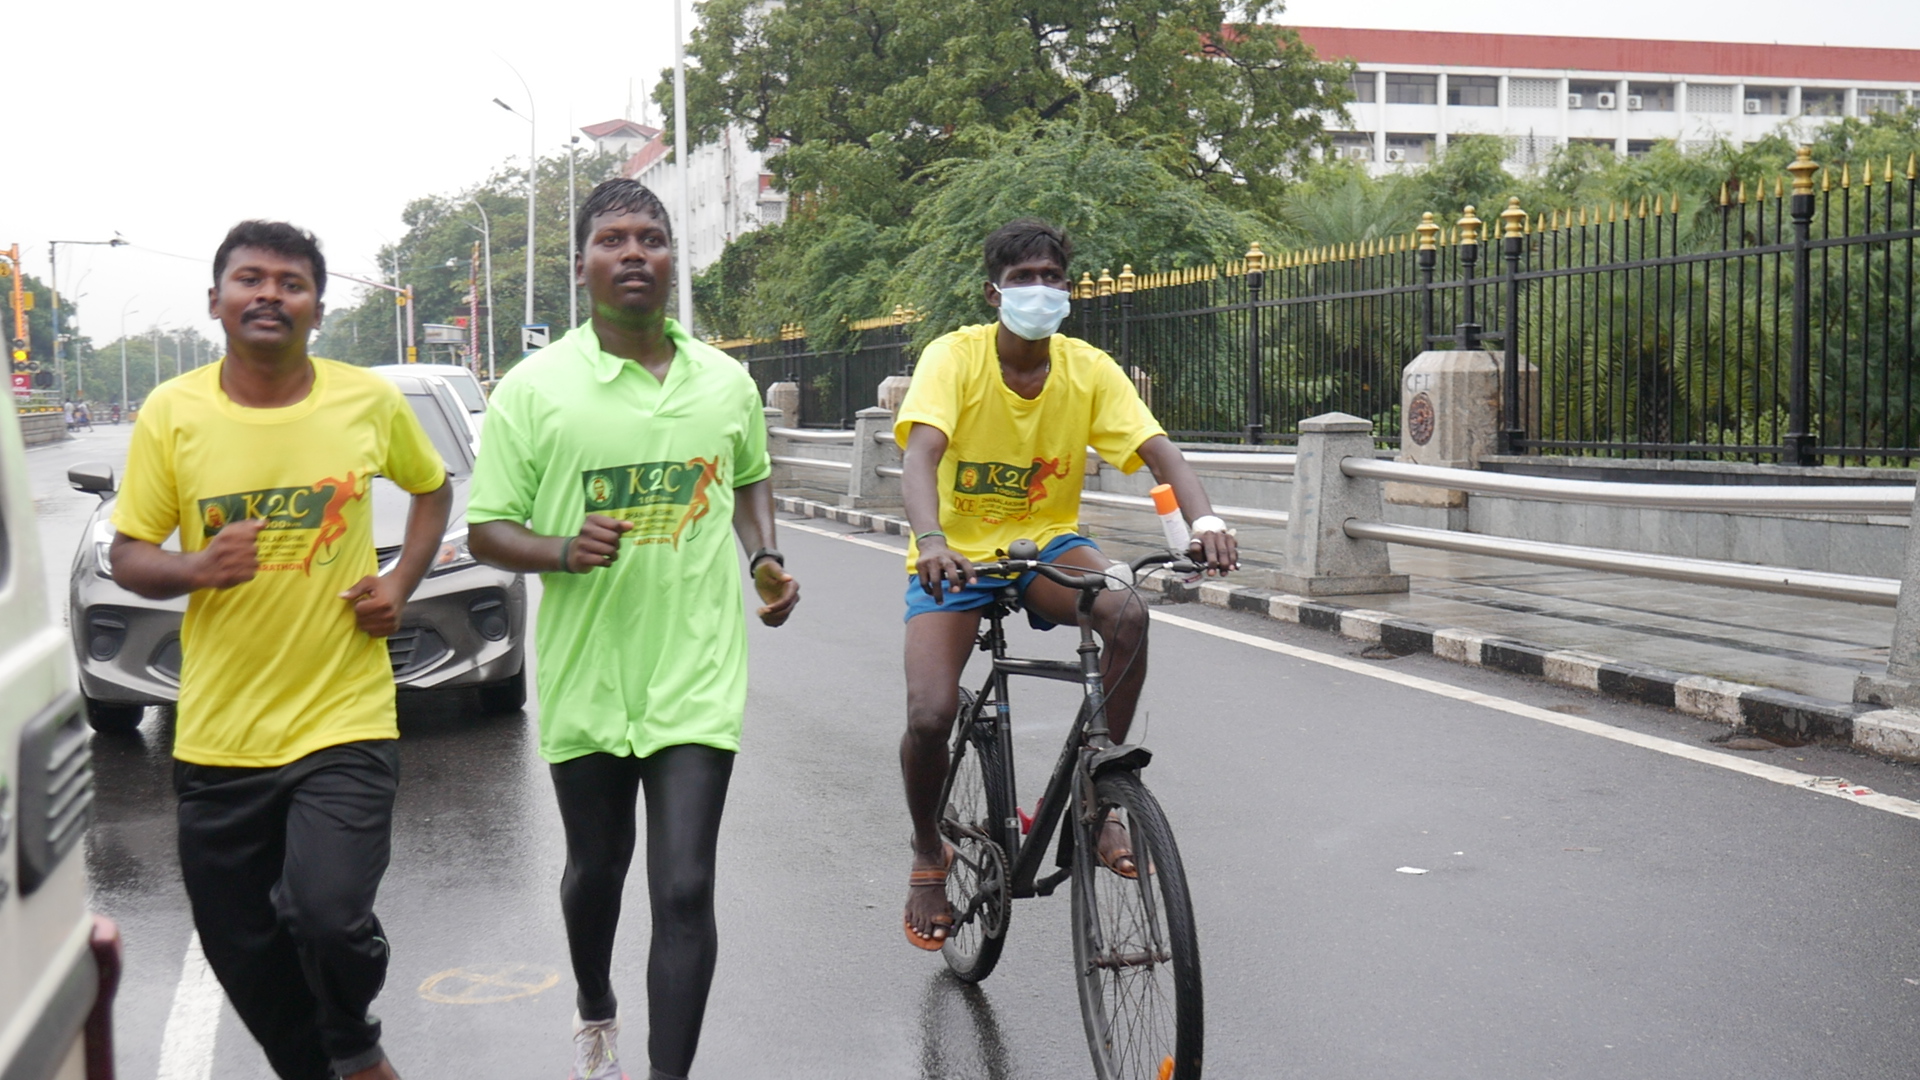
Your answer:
[605,123,788,276]
[1295,27,1920,170]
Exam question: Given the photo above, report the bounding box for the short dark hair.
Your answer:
[213,221,327,299]
[984,219,1072,285]
[576,179,673,250]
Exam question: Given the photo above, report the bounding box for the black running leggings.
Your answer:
[551,744,735,1079]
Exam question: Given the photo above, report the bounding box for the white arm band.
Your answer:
[1189,514,1227,536]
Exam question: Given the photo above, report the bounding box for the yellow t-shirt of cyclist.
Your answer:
[112,359,447,767]
[893,323,1165,571]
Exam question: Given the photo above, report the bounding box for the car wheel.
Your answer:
[476,669,526,714]
[84,697,145,734]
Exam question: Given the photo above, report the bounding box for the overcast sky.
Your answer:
[10,0,1917,351]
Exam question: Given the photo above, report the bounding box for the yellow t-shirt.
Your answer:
[112,359,447,767]
[893,324,1165,570]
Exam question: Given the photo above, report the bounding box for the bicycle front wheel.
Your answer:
[939,690,1012,983]
[1070,770,1203,1080]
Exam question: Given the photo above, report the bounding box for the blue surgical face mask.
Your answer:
[996,284,1071,341]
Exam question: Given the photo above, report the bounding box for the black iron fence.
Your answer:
[720,316,915,429]
[722,148,1917,460]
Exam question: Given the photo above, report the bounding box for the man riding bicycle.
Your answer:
[897,218,1238,950]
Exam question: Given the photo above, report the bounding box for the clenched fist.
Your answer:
[190,518,266,590]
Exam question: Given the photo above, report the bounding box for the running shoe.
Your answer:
[569,1014,626,1080]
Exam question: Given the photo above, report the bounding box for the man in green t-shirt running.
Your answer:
[468,179,799,1080]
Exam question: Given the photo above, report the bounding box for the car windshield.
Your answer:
[404,392,472,475]
[443,375,487,413]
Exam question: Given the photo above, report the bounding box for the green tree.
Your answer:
[666,0,1350,210]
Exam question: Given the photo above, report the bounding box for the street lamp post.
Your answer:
[673,0,694,329]
[494,71,538,345]
[568,133,580,329]
[49,236,124,401]
[119,298,139,413]
[468,199,497,381]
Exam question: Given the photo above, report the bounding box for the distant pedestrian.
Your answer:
[468,178,799,1080]
[108,220,452,1080]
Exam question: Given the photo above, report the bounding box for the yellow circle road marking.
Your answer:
[417,963,559,1005]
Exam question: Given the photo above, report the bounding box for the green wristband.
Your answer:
[915,530,946,543]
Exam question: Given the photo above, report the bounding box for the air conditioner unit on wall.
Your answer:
[1595,92,1617,110]
[1567,93,1584,109]
[1626,95,1644,111]
[1744,99,1763,114]
[1385,147,1407,162]
[1345,145,1372,161]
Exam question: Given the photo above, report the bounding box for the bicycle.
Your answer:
[935,538,1204,1080]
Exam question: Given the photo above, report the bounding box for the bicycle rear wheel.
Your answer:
[939,689,1013,983]
[1070,770,1203,1080]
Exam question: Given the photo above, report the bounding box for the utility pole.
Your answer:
[672,0,694,329]
[49,236,125,401]
[568,133,579,329]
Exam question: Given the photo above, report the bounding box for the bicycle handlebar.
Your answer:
[971,549,1204,590]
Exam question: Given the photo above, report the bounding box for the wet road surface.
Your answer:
[28,425,1920,1078]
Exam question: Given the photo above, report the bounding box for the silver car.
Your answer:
[66,370,527,733]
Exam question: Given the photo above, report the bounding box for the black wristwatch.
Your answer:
[749,548,785,573]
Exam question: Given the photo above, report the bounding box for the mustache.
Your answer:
[242,306,290,325]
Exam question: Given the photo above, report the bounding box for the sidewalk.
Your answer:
[774,486,1896,714]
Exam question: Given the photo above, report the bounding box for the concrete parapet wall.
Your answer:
[17,411,69,446]
[1089,448,1909,579]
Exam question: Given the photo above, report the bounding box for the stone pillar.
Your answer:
[843,406,902,509]
[766,381,800,428]
[763,407,792,488]
[877,374,912,413]
[1388,349,1536,520]
[1275,412,1409,597]
[1855,494,1920,711]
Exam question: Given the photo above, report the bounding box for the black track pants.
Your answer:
[551,743,734,1078]
[175,739,399,1080]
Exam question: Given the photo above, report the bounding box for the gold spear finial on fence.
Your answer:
[1458,205,1482,244]
[1118,265,1136,292]
[1718,181,1729,206]
[892,304,907,325]
[1096,268,1114,297]
[1244,242,1265,275]
[1788,147,1817,196]
[1863,162,1875,189]
[1841,162,1851,189]
[1501,196,1527,238]
[1076,272,1095,299]
[1908,152,1918,180]
[1416,212,1439,251]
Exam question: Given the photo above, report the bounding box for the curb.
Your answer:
[774,494,1876,752]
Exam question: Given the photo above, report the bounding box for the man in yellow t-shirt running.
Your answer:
[111,221,451,1080]
[895,218,1239,950]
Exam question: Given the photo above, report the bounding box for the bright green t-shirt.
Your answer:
[112,358,447,766]
[893,324,1165,572]
[465,320,771,763]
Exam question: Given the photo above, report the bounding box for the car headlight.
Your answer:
[427,528,476,576]
[91,519,116,578]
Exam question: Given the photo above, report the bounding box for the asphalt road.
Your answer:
[26,424,1920,1079]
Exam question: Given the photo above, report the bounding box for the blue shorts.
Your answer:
[903,534,1100,631]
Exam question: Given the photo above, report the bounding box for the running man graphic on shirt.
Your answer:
[579,457,726,548]
[950,455,1070,524]
[196,472,368,575]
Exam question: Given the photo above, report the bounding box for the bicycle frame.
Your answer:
[939,581,1131,901]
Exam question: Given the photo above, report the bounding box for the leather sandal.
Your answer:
[904,844,955,951]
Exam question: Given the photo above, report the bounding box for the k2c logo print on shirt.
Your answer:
[198,473,364,574]
[580,458,726,548]
[950,457,1068,523]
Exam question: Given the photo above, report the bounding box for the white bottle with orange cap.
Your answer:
[1150,484,1191,552]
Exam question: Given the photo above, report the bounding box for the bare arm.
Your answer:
[902,422,973,597]
[111,518,268,600]
[731,478,798,626]
[470,514,634,575]
[338,480,455,636]
[1135,435,1239,572]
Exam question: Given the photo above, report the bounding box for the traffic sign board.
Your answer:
[521,324,550,353]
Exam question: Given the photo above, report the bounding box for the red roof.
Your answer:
[622,139,669,179]
[581,118,661,140]
[1292,27,1920,83]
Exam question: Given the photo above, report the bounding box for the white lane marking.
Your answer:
[779,522,1920,820]
[1150,610,1920,821]
[783,518,905,555]
[156,932,223,1080]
